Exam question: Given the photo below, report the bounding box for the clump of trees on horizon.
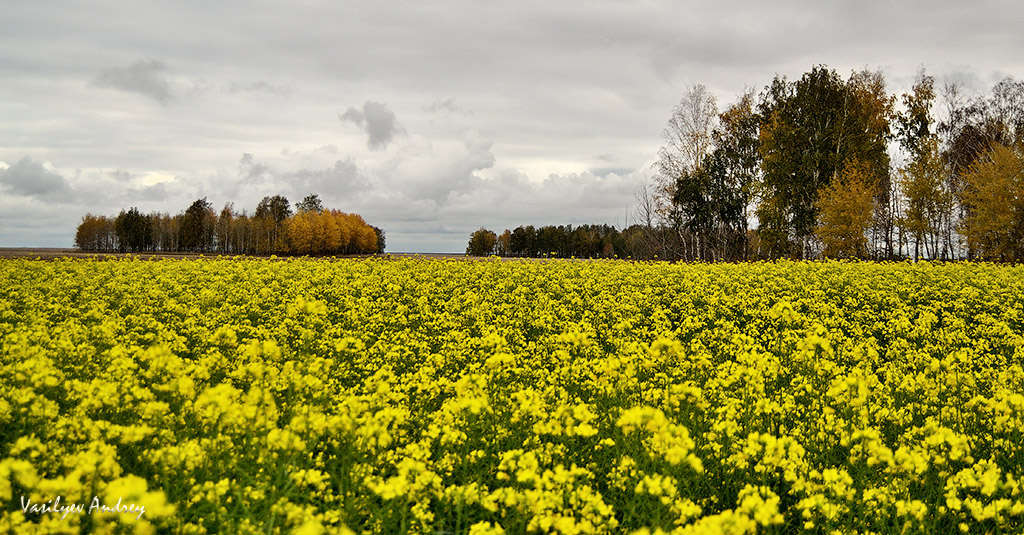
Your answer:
[467,224,682,259]
[471,65,1024,262]
[75,194,385,256]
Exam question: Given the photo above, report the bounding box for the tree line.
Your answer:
[75,194,385,256]
[471,66,1024,262]
[466,224,688,259]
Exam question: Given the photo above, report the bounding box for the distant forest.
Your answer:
[466,224,679,259]
[472,65,1024,262]
[75,194,384,256]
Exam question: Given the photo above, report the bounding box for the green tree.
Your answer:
[758,67,847,257]
[510,226,537,257]
[114,207,153,253]
[466,228,497,256]
[897,70,936,161]
[255,195,292,223]
[655,85,762,261]
[372,226,386,254]
[758,65,892,258]
[181,197,216,252]
[896,71,939,258]
[672,150,743,261]
[296,193,324,213]
[713,90,761,260]
[254,195,291,253]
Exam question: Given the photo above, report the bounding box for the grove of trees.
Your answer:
[471,66,1024,262]
[75,194,385,256]
[467,224,671,259]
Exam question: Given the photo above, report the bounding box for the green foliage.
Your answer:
[897,70,936,161]
[255,195,293,223]
[757,66,892,258]
[672,150,745,260]
[113,207,153,253]
[714,91,762,260]
[373,226,386,254]
[181,197,215,252]
[476,224,663,259]
[296,193,325,214]
[758,66,848,257]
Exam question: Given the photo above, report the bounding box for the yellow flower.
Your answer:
[468,521,506,535]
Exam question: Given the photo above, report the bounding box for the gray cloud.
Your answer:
[105,169,135,183]
[339,107,364,124]
[0,198,79,247]
[127,182,172,203]
[368,168,643,252]
[238,153,272,184]
[0,157,72,201]
[426,98,463,114]
[375,131,495,204]
[93,59,173,103]
[226,80,289,96]
[283,158,368,198]
[589,166,635,178]
[340,101,403,150]
[224,149,371,211]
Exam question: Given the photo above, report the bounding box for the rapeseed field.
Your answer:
[2,257,1023,534]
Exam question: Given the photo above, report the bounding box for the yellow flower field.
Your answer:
[2,257,1024,534]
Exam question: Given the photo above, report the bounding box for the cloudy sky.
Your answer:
[2,1,1022,252]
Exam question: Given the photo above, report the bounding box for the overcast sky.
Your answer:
[2,1,1022,252]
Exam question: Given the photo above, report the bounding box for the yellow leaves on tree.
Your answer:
[814,159,877,259]
[897,136,953,260]
[282,209,379,256]
[284,211,315,255]
[962,143,1024,261]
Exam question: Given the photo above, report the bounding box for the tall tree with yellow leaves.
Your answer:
[815,159,877,258]
[961,143,1024,261]
[898,137,952,259]
[323,212,342,253]
[283,211,314,255]
[354,219,378,253]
